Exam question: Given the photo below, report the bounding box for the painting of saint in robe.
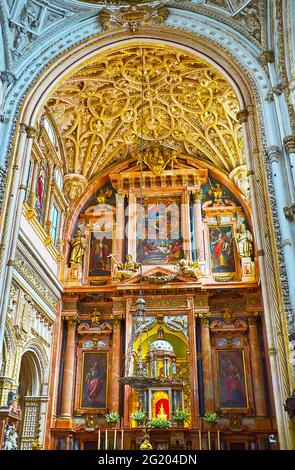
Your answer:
[88,232,112,276]
[218,350,248,409]
[81,352,107,409]
[209,226,235,273]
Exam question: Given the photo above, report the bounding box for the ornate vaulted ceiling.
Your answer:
[47,44,245,185]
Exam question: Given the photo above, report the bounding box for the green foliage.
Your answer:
[203,411,219,423]
[172,410,190,421]
[131,411,146,423]
[150,418,172,429]
[105,411,120,424]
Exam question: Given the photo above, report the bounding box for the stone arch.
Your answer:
[22,339,48,392]
[0,21,293,447]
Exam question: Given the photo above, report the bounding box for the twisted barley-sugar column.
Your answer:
[60,316,78,418]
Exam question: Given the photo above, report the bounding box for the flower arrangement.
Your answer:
[131,411,146,423]
[105,411,120,425]
[150,418,172,429]
[203,411,219,424]
[172,410,190,422]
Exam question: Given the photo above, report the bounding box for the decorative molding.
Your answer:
[13,253,57,311]
[283,135,295,154]
[265,146,281,164]
[98,2,169,32]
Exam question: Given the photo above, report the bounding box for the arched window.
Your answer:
[35,160,48,225]
[43,118,56,145]
[55,167,63,190]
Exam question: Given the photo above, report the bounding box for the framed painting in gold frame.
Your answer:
[80,351,108,411]
[88,230,113,278]
[217,349,248,410]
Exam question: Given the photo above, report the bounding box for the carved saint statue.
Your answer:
[3,424,18,450]
[177,252,202,279]
[236,223,253,258]
[112,254,140,281]
[70,230,86,266]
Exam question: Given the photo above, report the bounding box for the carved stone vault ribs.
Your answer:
[47,45,245,182]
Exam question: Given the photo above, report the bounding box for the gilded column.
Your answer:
[60,316,78,418]
[110,317,122,413]
[191,189,203,260]
[247,316,267,416]
[200,314,214,412]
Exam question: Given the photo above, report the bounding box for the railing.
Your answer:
[96,428,221,450]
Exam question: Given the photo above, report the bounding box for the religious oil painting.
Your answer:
[81,352,108,410]
[88,231,112,277]
[209,225,235,273]
[217,350,248,409]
[136,195,183,265]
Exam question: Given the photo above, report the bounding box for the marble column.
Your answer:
[110,317,122,413]
[182,189,192,254]
[200,315,214,412]
[248,316,267,416]
[192,189,204,260]
[115,193,125,263]
[188,302,199,427]
[60,316,78,418]
[127,192,137,260]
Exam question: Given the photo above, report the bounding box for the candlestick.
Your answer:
[114,429,117,450]
[217,430,220,450]
[105,429,108,450]
[98,429,101,450]
[208,430,211,450]
[121,429,124,450]
[198,430,202,450]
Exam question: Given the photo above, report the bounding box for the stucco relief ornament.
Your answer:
[136,146,180,175]
[63,173,88,205]
[98,0,169,32]
[229,165,250,201]
[112,254,140,281]
[177,252,202,279]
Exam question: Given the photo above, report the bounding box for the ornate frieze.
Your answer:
[98,1,169,32]
[13,254,57,311]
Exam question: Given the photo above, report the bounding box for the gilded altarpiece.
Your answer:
[210,319,253,414]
